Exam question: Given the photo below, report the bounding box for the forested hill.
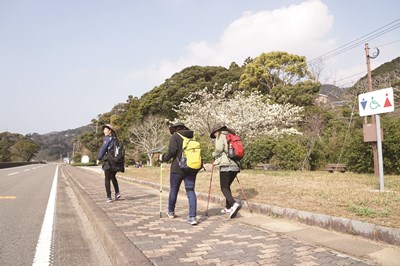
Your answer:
[350,56,400,96]
[25,54,399,166]
[29,125,92,161]
[138,64,243,120]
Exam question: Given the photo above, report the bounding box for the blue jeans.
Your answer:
[168,172,197,217]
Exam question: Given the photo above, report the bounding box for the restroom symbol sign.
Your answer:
[358,87,394,117]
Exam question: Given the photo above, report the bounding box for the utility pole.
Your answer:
[365,43,379,177]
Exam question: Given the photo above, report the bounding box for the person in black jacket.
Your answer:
[159,122,198,225]
[96,124,121,203]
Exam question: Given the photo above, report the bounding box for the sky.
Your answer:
[1,0,399,135]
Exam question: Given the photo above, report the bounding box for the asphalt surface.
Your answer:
[0,164,54,265]
[62,165,400,265]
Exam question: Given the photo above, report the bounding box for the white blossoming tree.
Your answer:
[173,84,304,143]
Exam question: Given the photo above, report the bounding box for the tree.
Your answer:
[11,140,40,161]
[128,115,169,166]
[299,107,329,170]
[239,51,310,94]
[173,84,304,143]
[270,80,321,107]
[139,65,243,120]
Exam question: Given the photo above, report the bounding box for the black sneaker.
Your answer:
[115,193,121,200]
[106,197,112,203]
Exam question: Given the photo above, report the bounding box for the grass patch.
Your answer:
[120,166,400,228]
[72,162,97,166]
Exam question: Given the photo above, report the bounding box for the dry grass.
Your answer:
[121,166,400,228]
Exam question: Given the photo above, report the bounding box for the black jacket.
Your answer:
[161,130,194,174]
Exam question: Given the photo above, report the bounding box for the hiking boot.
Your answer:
[106,197,112,203]
[115,193,121,200]
[187,217,197,225]
[229,203,241,218]
[165,211,175,218]
[221,208,231,214]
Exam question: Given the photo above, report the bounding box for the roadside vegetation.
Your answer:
[121,166,400,228]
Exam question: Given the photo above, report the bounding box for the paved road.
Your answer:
[0,164,54,265]
[64,166,378,265]
[0,164,111,266]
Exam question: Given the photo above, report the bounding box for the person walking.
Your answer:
[159,122,198,225]
[210,123,241,218]
[96,124,121,203]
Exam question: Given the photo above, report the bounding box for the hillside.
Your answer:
[29,125,92,161]
[350,56,400,95]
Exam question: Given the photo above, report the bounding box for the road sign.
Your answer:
[358,87,394,117]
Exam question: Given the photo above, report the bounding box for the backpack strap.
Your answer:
[176,132,189,149]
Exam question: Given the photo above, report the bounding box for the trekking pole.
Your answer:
[235,175,253,213]
[205,161,214,216]
[159,163,163,218]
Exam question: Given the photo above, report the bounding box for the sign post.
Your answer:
[358,87,394,192]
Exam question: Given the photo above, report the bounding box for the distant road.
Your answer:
[0,164,110,265]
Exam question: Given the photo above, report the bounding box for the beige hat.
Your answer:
[210,123,227,138]
[102,124,114,131]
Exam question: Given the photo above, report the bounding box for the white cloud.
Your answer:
[133,0,336,87]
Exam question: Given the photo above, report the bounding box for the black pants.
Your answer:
[105,169,119,198]
[220,171,238,209]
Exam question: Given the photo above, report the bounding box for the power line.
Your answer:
[309,22,400,64]
[308,18,400,65]
[372,39,400,48]
[335,71,365,82]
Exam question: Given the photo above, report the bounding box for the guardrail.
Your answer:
[0,161,46,169]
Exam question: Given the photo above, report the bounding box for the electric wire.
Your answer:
[308,18,400,65]
[309,22,400,64]
[372,39,400,49]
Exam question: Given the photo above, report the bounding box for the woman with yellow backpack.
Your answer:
[159,122,200,225]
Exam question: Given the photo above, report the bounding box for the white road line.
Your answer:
[32,166,58,265]
[7,172,19,176]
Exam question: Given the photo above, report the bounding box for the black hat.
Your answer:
[169,122,186,129]
[210,123,226,138]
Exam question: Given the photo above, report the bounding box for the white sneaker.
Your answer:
[229,203,240,218]
[187,217,197,225]
[166,211,175,218]
[221,208,231,214]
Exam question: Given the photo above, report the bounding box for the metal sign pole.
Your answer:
[375,114,384,192]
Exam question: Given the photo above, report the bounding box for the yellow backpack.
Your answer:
[177,133,202,172]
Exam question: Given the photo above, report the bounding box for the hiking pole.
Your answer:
[235,175,253,213]
[159,163,163,218]
[205,162,214,216]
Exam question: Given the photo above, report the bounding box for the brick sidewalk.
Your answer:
[63,166,374,265]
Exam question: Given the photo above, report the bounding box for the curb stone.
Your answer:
[63,168,153,266]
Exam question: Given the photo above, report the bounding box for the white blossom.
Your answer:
[173,84,303,143]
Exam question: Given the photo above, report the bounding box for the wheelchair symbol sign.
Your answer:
[358,87,394,117]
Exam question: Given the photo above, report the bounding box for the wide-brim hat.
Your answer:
[169,122,187,129]
[210,123,226,138]
[102,124,115,131]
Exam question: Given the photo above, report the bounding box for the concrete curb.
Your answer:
[63,168,153,266]
[116,174,400,246]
